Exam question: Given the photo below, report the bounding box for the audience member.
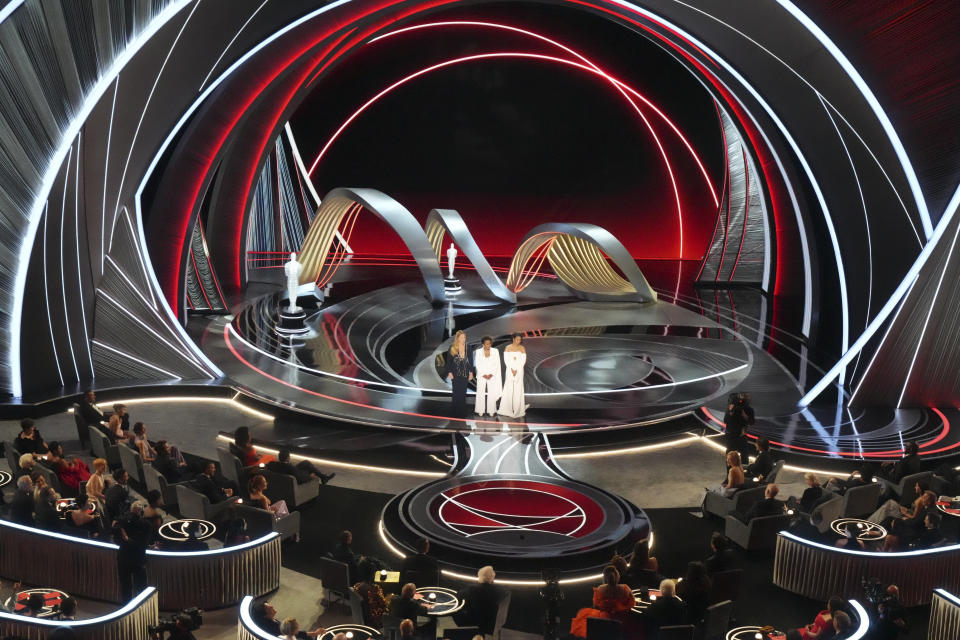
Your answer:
[67,494,101,536]
[869,479,930,524]
[354,563,388,627]
[25,592,45,617]
[18,453,36,473]
[86,458,109,507]
[78,390,108,426]
[455,566,510,636]
[13,419,48,456]
[644,579,687,636]
[104,468,132,521]
[176,520,209,551]
[390,582,435,637]
[624,539,662,587]
[251,601,324,638]
[115,503,152,601]
[882,491,936,549]
[910,512,946,549]
[192,462,234,504]
[333,530,362,582]
[106,414,134,445]
[786,473,824,514]
[705,533,736,574]
[132,423,156,463]
[875,586,907,640]
[223,517,250,546]
[705,451,746,505]
[11,475,34,524]
[153,440,185,483]
[831,611,852,639]
[723,393,750,460]
[824,466,876,495]
[58,597,78,621]
[570,565,636,638]
[676,561,711,626]
[113,404,130,432]
[798,596,846,640]
[400,537,440,585]
[143,490,166,529]
[45,442,91,491]
[609,555,629,585]
[34,485,61,531]
[248,473,290,518]
[230,426,264,467]
[266,448,335,484]
[744,437,774,481]
[735,484,783,522]
[398,619,416,640]
[879,441,923,483]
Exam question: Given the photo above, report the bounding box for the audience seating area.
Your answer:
[0,587,158,640]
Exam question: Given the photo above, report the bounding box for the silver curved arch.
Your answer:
[300,187,447,304]
[425,208,516,304]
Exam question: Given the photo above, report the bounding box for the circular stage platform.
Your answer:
[380,433,649,581]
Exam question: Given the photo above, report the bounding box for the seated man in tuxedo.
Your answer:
[454,566,509,636]
[265,448,335,485]
[880,441,924,483]
[192,462,235,504]
[78,390,110,426]
[744,437,774,481]
[824,465,876,495]
[735,483,784,523]
[401,537,440,585]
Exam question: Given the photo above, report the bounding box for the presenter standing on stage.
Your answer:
[498,333,527,418]
[473,336,502,416]
[446,330,473,418]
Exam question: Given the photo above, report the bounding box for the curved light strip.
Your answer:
[934,588,960,608]
[780,529,960,558]
[305,51,687,258]
[368,19,719,207]
[239,595,285,640]
[774,0,930,238]
[9,0,197,397]
[0,587,156,628]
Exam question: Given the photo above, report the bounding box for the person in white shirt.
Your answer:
[474,336,502,417]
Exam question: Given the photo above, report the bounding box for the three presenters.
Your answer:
[445,332,527,419]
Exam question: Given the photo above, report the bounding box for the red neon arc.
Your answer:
[365,20,719,209]
[305,51,689,258]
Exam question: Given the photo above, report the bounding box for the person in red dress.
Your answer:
[799,596,847,640]
[45,441,90,491]
[570,565,639,638]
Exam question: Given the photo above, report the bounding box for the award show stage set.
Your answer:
[1,0,960,636]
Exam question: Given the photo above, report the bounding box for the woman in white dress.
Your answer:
[498,333,527,418]
[474,336,502,416]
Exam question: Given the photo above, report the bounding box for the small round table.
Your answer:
[0,470,12,488]
[415,586,465,616]
[830,518,887,541]
[936,497,960,517]
[5,588,69,618]
[630,588,661,614]
[319,623,382,640]
[158,519,217,542]
[726,626,787,640]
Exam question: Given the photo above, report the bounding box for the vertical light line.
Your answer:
[101,79,119,274]
[59,147,80,380]
[198,0,271,91]
[75,132,94,375]
[42,202,64,387]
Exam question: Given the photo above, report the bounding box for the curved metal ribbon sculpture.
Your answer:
[300,188,656,305]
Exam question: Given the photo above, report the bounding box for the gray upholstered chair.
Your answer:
[700,600,733,640]
[89,428,121,469]
[174,483,235,522]
[4,441,23,477]
[841,482,883,518]
[71,403,90,449]
[881,471,935,503]
[703,485,766,519]
[810,494,844,534]
[31,462,64,497]
[724,513,793,550]
[261,468,320,508]
[491,590,511,640]
[659,625,695,640]
[217,448,247,489]
[233,502,300,541]
[319,556,351,605]
[144,464,186,508]
[764,460,785,484]
[117,444,145,485]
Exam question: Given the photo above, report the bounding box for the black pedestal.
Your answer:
[276,306,308,335]
[443,276,461,293]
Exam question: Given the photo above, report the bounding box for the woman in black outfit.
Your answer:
[445,330,473,418]
[676,561,712,625]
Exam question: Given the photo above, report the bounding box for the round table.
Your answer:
[56,498,97,518]
[0,470,12,488]
[830,518,887,541]
[5,588,69,618]
[630,588,661,614]
[726,626,787,640]
[936,496,960,517]
[158,518,217,542]
[415,586,465,616]
[319,623,382,640]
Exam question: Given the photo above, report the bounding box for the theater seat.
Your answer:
[260,468,320,508]
[724,513,793,550]
[703,486,766,519]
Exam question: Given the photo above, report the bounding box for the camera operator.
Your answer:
[165,614,199,640]
[875,585,908,640]
[723,393,751,464]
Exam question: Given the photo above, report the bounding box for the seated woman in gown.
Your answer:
[569,565,638,638]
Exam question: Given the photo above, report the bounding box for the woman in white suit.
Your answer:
[474,336,502,416]
[498,333,527,418]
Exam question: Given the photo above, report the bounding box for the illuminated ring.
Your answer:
[726,626,776,640]
[9,588,68,618]
[830,518,887,541]
[414,586,465,616]
[319,623,381,640]
[0,470,12,488]
[630,588,655,613]
[158,519,216,542]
